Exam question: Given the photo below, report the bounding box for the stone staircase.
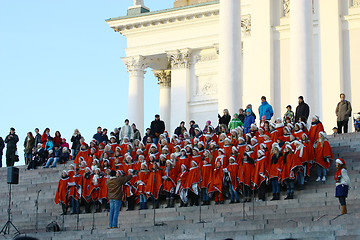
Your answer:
[0,133,360,240]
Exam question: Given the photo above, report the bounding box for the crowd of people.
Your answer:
[0,94,353,225]
[52,95,344,219]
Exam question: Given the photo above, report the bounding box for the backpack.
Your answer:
[46,221,60,232]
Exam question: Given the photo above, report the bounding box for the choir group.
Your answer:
[54,114,333,215]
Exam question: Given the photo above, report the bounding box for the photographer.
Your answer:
[4,127,19,167]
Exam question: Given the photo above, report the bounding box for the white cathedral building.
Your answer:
[106,0,360,135]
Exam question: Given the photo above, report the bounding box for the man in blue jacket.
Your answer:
[258,96,274,121]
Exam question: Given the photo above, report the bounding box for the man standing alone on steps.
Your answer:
[335,93,352,134]
[4,128,19,167]
[106,170,133,229]
[295,96,310,123]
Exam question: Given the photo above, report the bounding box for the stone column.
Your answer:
[319,0,344,132]
[167,49,191,134]
[123,56,146,135]
[218,0,242,116]
[290,0,314,117]
[153,70,171,129]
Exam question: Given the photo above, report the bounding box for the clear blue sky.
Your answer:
[0,1,174,166]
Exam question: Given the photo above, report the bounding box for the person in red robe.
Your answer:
[209,161,224,204]
[200,156,212,205]
[184,160,201,206]
[145,162,163,209]
[308,115,325,145]
[238,152,255,202]
[124,169,137,211]
[301,133,314,179]
[253,150,269,201]
[163,160,177,208]
[281,145,303,200]
[74,142,91,166]
[80,167,93,213]
[224,156,239,203]
[68,166,81,214]
[294,140,308,190]
[136,162,149,210]
[176,164,189,207]
[89,168,102,212]
[269,144,283,201]
[55,170,70,215]
[314,131,334,182]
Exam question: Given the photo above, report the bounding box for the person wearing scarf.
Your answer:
[335,158,351,215]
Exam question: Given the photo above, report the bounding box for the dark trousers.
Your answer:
[188,190,199,206]
[0,154,2,168]
[337,120,349,134]
[127,196,135,210]
[338,196,346,206]
[6,148,16,167]
[258,182,266,201]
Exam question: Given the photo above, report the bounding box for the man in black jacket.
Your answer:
[295,96,310,123]
[0,136,4,168]
[150,114,165,145]
[4,127,19,167]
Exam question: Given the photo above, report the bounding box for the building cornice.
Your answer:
[106,2,220,34]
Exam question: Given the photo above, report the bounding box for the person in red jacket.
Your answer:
[55,170,70,215]
[308,115,325,145]
[136,162,149,210]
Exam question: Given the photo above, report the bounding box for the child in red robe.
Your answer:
[200,155,212,205]
[184,160,201,206]
[55,170,70,215]
[145,162,163,209]
[176,164,189,207]
[209,161,224,204]
[163,160,177,208]
[314,131,333,182]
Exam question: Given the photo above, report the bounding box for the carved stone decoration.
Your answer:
[351,0,360,7]
[167,49,191,69]
[195,75,217,96]
[194,53,218,63]
[123,56,147,77]
[241,15,251,37]
[153,70,171,88]
[283,0,290,17]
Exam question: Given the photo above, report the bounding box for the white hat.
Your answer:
[110,136,116,140]
[219,148,225,153]
[232,146,238,152]
[336,158,345,165]
[257,150,265,156]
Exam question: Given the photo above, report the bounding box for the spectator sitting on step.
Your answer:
[43,145,62,168]
[61,138,69,150]
[59,147,70,164]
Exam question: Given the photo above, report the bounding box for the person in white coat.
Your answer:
[335,158,351,215]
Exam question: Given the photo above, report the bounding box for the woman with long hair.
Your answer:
[24,132,35,165]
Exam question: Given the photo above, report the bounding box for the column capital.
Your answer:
[122,56,147,77]
[166,49,191,69]
[153,70,171,88]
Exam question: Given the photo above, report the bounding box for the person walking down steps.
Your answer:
[335,158,351,215]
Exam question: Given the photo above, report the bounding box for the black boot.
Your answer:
[276,193,280,200]
[284,193,291,200]
[180,201,184,207]
[170,198,174,208]
[166,198,170,208]
[270,193,276,201]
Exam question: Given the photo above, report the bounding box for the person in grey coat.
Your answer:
[335,93,352,134]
